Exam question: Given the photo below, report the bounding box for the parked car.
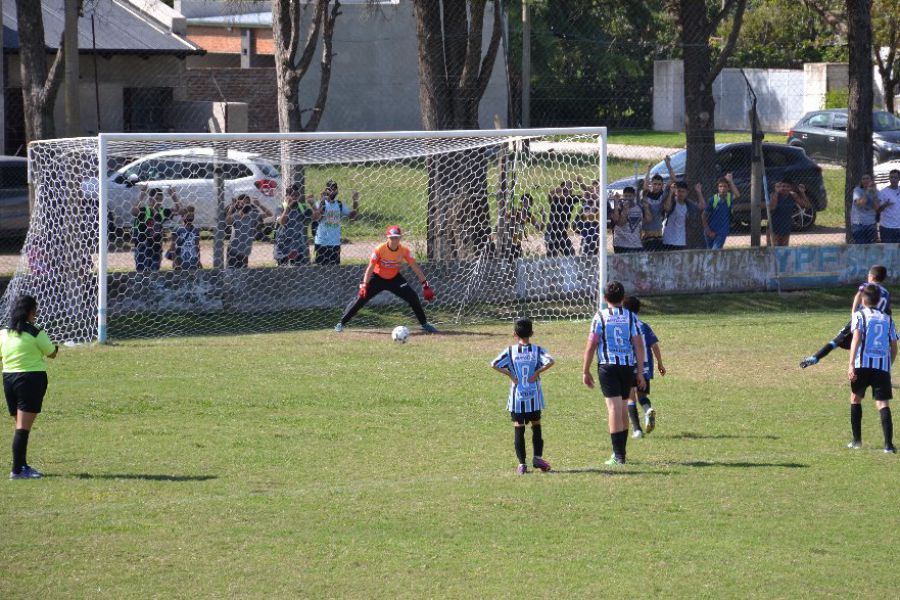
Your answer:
[0,156,29,244]
[607,143,827,231]
[874,159,900,189]
[787,109,900,165]
[106,149,282,232]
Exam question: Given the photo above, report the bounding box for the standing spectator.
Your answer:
[226,194,273,269]
[576,185,602,257]
[313,180,359,265]
[167,206,202,270]
[2,295,58,480]
[877,169,900,243]
[611,187,649,254]
[850,174,880,244]
[768,178,812,247]
[662,182,703,251]
[545,181,577,257]
[507,193,544,260]
[131,186,180,272]
[701,173,740,249]
[641,156,675,252]
[275,184,320,266]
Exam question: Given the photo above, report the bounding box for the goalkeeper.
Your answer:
[335,226,438,334]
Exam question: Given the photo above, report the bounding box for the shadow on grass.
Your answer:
[669,432,780,441]
[676,461,808,469]
[547,468,675,476]
[72,473,218,482]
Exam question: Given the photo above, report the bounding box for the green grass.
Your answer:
[2,288,896,598]
[607,129,786,148]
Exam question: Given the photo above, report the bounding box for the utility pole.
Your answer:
[521,0,530,128]
[64,0,81,136]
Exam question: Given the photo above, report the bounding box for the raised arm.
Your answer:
[131,187,148,216]
[726,173,740,199]
[664,155,676,183]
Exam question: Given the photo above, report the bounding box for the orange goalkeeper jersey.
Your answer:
[371,242,414,279]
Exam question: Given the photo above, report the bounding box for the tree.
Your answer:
[845,0,874,240]
[410,0,504,260]
[15,0,68,142]
[669,0,747,247]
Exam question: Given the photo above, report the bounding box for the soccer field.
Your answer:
[1,288,897,598]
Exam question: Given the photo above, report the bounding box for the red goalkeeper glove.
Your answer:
[358,283,368,299]
[422,282,435,302]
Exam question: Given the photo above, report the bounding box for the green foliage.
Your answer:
[824,88,850,109]
[3,293,899,597]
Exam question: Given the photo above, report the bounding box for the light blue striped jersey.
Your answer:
[491,343,554,413]
[851,307,898,372]
[590,307,640,366]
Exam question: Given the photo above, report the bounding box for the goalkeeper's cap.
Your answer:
[386,225,403,238]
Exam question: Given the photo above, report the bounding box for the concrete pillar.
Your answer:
[240,29,253,69]
[803,63,849,112]
[653,60,684,132]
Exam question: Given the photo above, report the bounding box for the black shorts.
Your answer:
[631,375,651,396]
[598,364,634,399]
[511,410,541,424]
[4,372,48,415]
[851,368,893,401]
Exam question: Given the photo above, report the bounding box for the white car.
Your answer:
[107,149,282,230]
[874,159,900,189]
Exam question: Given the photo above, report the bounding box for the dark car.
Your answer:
[0,156,29,245]
[607,143,827,231]
[787,109,900,165]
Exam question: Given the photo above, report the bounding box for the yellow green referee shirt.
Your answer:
[0,325,56,372]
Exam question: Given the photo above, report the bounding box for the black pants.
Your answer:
[340,274,428,326]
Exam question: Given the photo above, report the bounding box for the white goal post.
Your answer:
[3,127,609,343]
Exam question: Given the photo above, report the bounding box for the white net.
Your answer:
[1,129,607,343]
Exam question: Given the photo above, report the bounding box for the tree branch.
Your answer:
[304,0,341,131]
[295,0,327,81]
[709,0,738,35]
[40,30,67,109]
[800,0,847,36]
[707,0,747,86]
[474,0,503,102]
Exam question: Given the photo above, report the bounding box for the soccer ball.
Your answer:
[391,325,410,343]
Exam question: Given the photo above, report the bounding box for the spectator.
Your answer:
[850,174,880,244]
[275,183,320,266]
[877,169,900,243]
[167,206,202,271]
[768,178,812,247]
[131,186,180,272]
[226,194,273,269]
[507,193,544,260]
[701,173,740,249]
[612,186,649,254]
[545,181,577,257]
[313,180,359,265]
[641,156,675,252]
[662,181,703,251]
[576,182,602,257]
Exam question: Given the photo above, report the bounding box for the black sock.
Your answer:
[639,396,652,411]
[610,430,627,461]
[531,424,544,458]
[12,428,29,474]
[850,404,862,442]
[514,426,526,465]
[880,407,893,448]
[620,430,628,461]
[627,403,642,432]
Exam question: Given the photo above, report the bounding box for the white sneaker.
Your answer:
[847,440,862,449]
[631,429,643,439]
[644,407,656,434]
[334,323,344,333]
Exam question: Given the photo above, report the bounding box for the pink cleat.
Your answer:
[532,457,552,472]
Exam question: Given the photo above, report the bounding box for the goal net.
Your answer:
[1,128,608,343]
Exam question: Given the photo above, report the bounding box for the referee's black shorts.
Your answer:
[851,368,893,401]
[598,364,634,399]
[4,372,49,415]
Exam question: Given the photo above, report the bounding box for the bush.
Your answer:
[824,88,849,109]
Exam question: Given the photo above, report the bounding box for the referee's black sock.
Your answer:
[514,426,526,465]
[610,430,627,462]
[12,429,29,475]
[531,424,544,458]
[850,404,862,443]
[627,402,642,432]
[879,407,893,448]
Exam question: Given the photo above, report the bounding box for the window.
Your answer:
[874,111,900,132]
[763,148,791,167]
[124,88,174,132]
[222,162,254,180]
[832,113,847,131]
[717,147,751,172]
[806,113,831,128]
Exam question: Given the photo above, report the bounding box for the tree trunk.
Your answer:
[16,0,66,142]
[845,0,874,242]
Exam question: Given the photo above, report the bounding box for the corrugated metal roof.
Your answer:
[3,0,203,55]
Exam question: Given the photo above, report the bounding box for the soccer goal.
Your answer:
[1,128,609,343]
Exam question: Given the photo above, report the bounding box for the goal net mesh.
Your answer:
[2,130,605,342]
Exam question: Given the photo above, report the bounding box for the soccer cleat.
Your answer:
[631,429,644,439]
[421,323,438,334]
[9,465,42,480]
[532,457,552,472]
[885,446,897,454]
[847,440,862,450]
[516,464,528,475]
[334,322,344,333]
[799,356,818,369]
[644,407,656,434]
[604,454,625,466]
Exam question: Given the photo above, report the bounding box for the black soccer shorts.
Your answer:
[851,368,893,401]
[598,364,634,399]
[4,372,49,415]
[510,410,541,424]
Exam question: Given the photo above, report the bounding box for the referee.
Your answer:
[335,225,438,333]
[2,295,58,480]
